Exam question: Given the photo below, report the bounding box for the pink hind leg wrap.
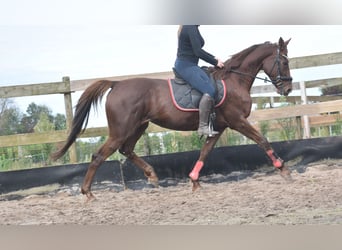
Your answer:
[189,161,204,180]
[266,150,283,168]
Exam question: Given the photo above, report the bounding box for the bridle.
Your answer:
[230,46,293,89]
[268,48,293,88]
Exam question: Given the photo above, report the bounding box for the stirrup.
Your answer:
[197,126,218,137]
[208,113,218,137]
[208,129,219,137]
[209,116,217,135]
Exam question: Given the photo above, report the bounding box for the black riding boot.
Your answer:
[197,93,219,137]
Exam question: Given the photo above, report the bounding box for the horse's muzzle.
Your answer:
[284,87,292,96]
[277,84,292,96]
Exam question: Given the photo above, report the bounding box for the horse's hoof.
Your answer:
[148,177,159,188]
[191,179,201,192]
[279,166,293,182]
[82,189,96,203]
[85,195,97,203]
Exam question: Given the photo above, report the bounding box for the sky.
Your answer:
[1,1,342,127]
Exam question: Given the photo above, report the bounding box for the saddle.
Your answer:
[168,67,226,111]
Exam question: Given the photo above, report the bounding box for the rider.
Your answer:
[174,25,224,137]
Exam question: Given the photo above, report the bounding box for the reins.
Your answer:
[229,69,274,83]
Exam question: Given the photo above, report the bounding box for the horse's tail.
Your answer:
[51,80,116,161]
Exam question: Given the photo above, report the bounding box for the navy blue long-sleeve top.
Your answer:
[176,25,218,66]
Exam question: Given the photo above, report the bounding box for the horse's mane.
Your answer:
[211,41,274,79]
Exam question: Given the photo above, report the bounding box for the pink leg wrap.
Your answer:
[267,150,283,168]
[189,161,204,180]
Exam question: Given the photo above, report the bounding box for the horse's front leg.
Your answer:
[189,131,223,191]
[231,118,292,180]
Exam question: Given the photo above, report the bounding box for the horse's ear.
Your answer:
[284,38,291,46]
[279,37,291,49]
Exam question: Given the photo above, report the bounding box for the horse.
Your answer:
[52,37,293,201]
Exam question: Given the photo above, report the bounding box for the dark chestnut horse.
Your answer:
[52,37,293,200]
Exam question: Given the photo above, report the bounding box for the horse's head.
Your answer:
[262,37,293,96]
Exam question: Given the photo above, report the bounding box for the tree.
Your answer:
[23,113,56,165]
[34,113,54,132]
[54,113,66,130]
[0,99,8,116]
[0,100,67,169]
[0,99,22,135]
[20,103,53,133]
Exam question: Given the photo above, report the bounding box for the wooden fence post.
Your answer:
[300,81,311,138]
[62,76,77,163]
[295,116,303,139]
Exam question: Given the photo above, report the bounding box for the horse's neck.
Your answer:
[234,46,274,88]
[240,46,273,76]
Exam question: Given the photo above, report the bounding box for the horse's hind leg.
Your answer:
[120,151,159,187]
[81,137,119,200]
[119,123,159,187]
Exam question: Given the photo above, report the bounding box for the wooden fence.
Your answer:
[1,52,342,163]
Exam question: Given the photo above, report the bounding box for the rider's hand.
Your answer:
[216,58,224,68]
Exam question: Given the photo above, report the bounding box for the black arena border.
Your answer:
[0,136,341,194]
